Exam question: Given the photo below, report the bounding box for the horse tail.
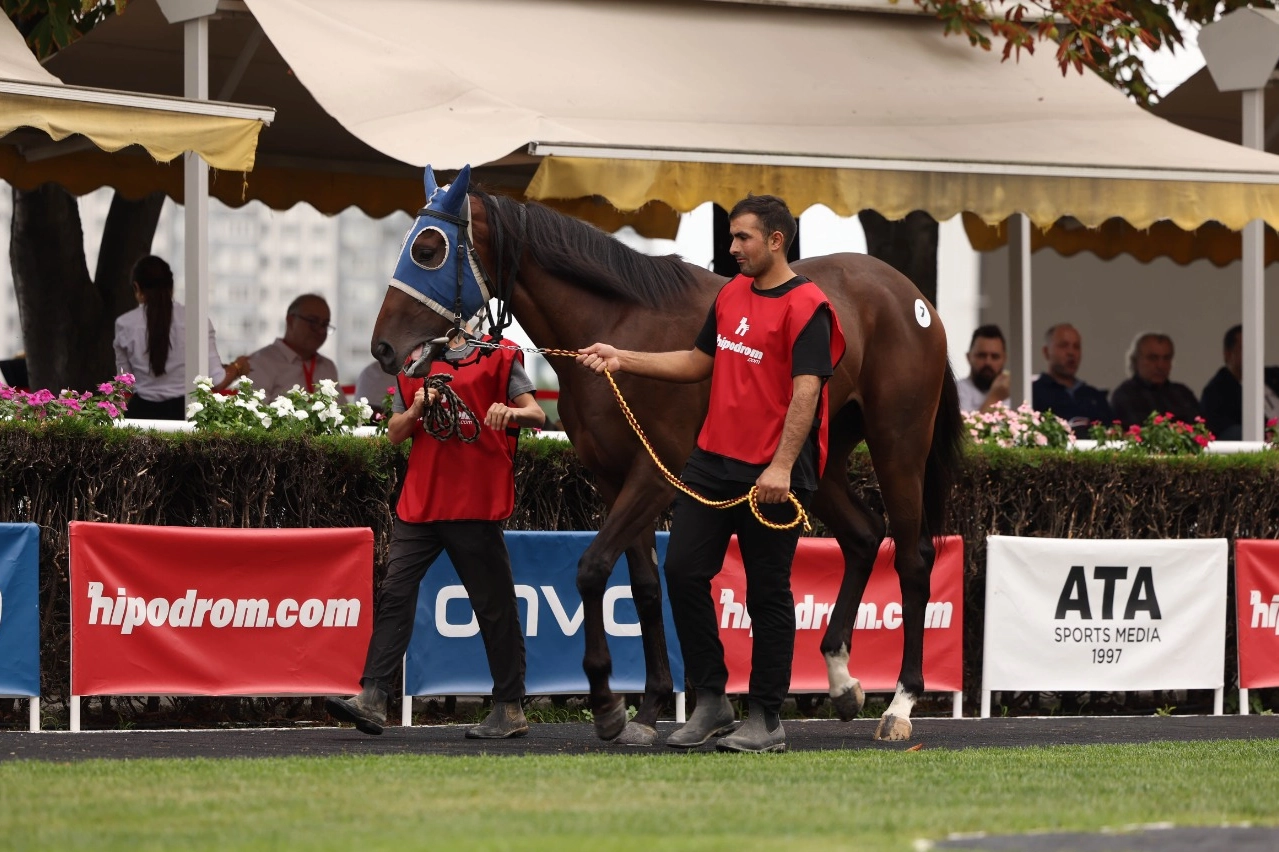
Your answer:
[923,360,965,536]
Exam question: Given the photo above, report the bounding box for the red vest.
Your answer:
[696,275,846,475]
[396,339,522,522]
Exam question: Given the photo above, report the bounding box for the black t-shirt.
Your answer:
[684,276,833,493]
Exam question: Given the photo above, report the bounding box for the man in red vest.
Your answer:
[326,333,545,738]
[578,195,846,753]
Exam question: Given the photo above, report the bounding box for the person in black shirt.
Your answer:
[1032,322,1113,437]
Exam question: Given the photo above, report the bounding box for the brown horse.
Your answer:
[372,179,964,746]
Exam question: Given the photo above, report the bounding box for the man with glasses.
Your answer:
[248,294,347,401]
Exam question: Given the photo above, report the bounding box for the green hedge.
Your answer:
[3,422,1277,725]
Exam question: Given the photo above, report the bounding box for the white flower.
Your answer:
[186,402,204,416]
[311,401,326,412]
[318,378,339,395]
[317,409,330,422]
[259,415,272,428]
[293,410,308,421]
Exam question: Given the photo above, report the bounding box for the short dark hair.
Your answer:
[1224,324,1242,353]
[969,324,1005,351]
[728,195,797,253]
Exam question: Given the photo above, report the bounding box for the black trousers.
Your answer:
[125,395,185,421]
[361,518,526,702]
[663,482,811,715]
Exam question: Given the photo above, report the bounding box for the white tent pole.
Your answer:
[182,16,211,414]
[1007,213,1033,405]
[1242,89,1265,442]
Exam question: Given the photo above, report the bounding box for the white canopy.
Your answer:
[245,0,1279,232]
[0,13,272,172]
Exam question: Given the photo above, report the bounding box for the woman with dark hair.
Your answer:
[113,255,249,420]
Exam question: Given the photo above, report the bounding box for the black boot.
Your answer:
[666,690,737,749]
[466,700,529,739]
[716,700,785,753]
[325,681,387,736]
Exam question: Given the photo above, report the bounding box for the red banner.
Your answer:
[70,522,372,696]
[713,536,963,693]
[1235,540,1279,689]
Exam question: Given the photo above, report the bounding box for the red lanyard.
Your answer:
[301,356,317,393]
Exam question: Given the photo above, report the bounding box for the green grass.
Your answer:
[1,739,1275,851]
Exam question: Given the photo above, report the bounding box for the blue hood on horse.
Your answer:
[390,165,492,328]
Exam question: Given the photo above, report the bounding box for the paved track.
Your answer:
[1,715,1274,762]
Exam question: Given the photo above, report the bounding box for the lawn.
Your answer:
[1,739,1275,851]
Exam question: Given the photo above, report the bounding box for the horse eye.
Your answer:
[410,228,449,271]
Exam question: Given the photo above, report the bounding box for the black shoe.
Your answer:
[666,690,736,749]
[325,682,387,736]
[466,701,529,739]
[716,702,786,753]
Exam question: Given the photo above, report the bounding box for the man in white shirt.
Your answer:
[248,294,346,401]
[957,324,1012,413]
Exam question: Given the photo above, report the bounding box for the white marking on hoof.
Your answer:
[825,645,865,720]
[613,720,658,747]
[874,682,917,741]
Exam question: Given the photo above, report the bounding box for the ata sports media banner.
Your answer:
[1235,540,1279,689]
[713,536,964,693]
[406,531,684,695]
[70,522,372,696]
[0,523,39,697]
[984,536,1227,692]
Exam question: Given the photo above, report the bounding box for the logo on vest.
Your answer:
[735,316,750,337]
[717,334,763,365]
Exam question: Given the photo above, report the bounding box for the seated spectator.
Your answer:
[114,255,249,420]
[248,294,346,402]
[957,324,1012,412]
[1032,323,1113,437]
[355,359,394,416]
[1200,324,1279,440]
[1109,332,1200,428]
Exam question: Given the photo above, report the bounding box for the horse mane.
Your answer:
[474,191,702,309]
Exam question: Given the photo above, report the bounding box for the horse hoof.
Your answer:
[831,683,865,721]
[612,721,658,747]
[874,714,913,742]
[593,698,628,741]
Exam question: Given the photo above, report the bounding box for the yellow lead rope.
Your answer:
[532,345,811,532]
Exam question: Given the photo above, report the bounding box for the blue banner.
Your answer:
[406,531,683,695]
[0,523,39,697]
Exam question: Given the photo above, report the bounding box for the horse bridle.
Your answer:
[415,194,524,362]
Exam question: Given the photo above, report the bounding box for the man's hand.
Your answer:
[754,464,791,504]
[990,371,1012,401]
[485,402,517,430]
[409,386,439,418]
[577,343,621,375]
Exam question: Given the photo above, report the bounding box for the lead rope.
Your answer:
[474,340,810,532]
[420,374,481,443]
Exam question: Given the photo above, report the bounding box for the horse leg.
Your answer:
[866,429,935,742]
[610,527,675,746]
[814,412,886,721]
[575,471,674,743]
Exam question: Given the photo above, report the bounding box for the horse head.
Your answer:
[371,164,493,378]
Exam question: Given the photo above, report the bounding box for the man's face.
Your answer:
[729,214,778,279]
[966,336,1005,391]
[1226,334,1243,378]
[285,297,331,357]
[1135,337,1174,386]
[1043,326,1082,381]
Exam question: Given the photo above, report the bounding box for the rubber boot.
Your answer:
[666,689,737,749]
[716,700,785,753]
[325,681,387,736]
[466,700,530,739]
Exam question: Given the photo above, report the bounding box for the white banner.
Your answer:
[983,536,1227,692]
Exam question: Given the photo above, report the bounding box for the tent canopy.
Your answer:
[0,12,271,175]
[244,0,1279,234]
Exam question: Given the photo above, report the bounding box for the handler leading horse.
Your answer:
[372,166,964,746]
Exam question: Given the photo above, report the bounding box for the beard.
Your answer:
[972,366,998,391]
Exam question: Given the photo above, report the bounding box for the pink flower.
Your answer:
[1195,435,1210,447]
[97,401,120,418]
[1153,414,1164,425]
[98,382,114,394]
[114,373,135,385]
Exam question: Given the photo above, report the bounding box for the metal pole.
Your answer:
[1241,88,1266,442]
[1007,213,1034,405]
[183,17,210,415]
